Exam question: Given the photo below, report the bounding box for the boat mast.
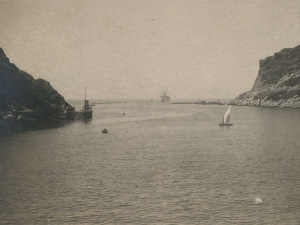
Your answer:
[85,86,86,100]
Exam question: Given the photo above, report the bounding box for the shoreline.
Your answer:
[0,117,71,137]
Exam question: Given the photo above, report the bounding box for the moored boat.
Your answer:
[102,128,108,133]
[82,87,93,119]
[65,87,93,120]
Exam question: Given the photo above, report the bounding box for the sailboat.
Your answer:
[218,105,233,126]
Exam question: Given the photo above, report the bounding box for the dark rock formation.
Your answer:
[232,45,300,108]
[0,47,73,137]
[0,47,71,118]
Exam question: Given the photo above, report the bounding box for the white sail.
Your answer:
[223,106,231,123]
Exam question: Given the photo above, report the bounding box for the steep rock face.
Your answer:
[233,45,300,108]
[0,47,71,118]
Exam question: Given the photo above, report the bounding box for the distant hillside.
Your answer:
[232,45,300,108]
[0,47,71,118]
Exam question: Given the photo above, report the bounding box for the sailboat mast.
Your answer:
[85,86,86,100]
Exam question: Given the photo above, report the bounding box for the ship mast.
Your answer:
[85,86,86,100]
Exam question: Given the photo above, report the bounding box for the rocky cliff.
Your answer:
[232,45,300,108]
[0,47,71,118]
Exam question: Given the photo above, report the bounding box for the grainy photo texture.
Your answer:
[1,0,300,224]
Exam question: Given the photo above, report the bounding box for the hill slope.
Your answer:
[232,45,300,107]
[0,47,71,118]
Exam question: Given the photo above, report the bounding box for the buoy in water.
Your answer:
[255,198,262,204]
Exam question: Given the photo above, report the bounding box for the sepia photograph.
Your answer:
[1,0,300,224]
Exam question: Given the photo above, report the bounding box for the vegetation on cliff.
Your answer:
[0,47,71,118]
[233,45,300,108]
[0,47,73,136]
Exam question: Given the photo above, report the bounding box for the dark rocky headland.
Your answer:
[232,45,300,108]
[0,47,72,136]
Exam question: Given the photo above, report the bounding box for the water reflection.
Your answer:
[0,117,95,137]
[83,119,92,125]
[0,119,71,137]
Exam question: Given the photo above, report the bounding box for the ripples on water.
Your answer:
[1,101,300,224]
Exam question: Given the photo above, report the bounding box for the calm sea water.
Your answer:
[1,100,300,224]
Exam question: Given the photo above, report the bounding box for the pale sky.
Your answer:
[1,0,300,100]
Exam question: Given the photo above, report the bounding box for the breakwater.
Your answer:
[172,101,225,105]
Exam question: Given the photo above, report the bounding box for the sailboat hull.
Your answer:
[218,123,233,126]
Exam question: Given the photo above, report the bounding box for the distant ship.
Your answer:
[159,88,170,102]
